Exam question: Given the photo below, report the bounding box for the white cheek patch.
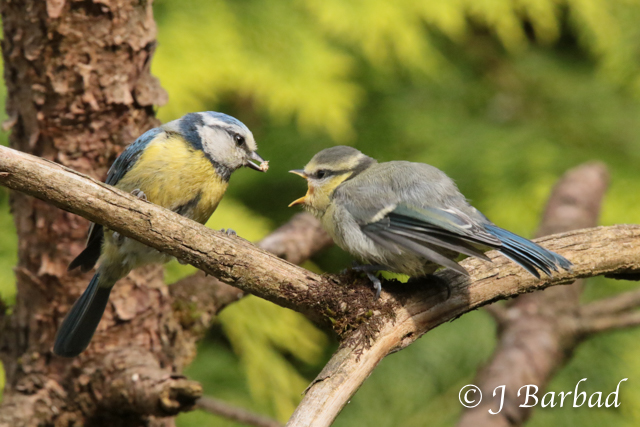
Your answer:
[197,125,227,160]
[199,113,257,151]
[197,124,218,144]
[197,124,248,172]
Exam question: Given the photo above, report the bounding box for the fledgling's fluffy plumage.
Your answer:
[289,146,572,296]
[54,112,267,357]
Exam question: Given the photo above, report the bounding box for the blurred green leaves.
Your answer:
[153,0,360,141]
[154,0,640,144]
[219,296,328,421]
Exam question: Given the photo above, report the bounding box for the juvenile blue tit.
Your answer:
[54,112,267,357]
[289,146,571,297]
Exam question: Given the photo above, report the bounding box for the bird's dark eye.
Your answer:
[316,170,327,179]
[234,134,245,147]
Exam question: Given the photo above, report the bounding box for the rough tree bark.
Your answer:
[0,1,182,425]
[2,145,640,427]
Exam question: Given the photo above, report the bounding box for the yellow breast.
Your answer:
[116,133,228,224]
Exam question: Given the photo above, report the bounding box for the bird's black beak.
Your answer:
[247,151,268,172]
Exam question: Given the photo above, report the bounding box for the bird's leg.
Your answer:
[220,228,237,236]
[131,188,148,201]
[365,271,382,299]
[342,262,386,298]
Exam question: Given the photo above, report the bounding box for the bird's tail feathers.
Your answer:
[484,224,572,278]
[53,273,113,357]
[68,242,101,273]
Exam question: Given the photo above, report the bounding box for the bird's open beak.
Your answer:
[289,169,307,179]
[288,169,309,207]
[289,190,311,207]
[247,151,268,172]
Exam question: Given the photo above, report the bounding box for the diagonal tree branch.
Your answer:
[170,212,333,325]
[577,311,640,335]
[1,146,640,427]
[579,288,640,318]
[169,211,333,372]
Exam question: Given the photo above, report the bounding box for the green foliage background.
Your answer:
[2,0,640,424]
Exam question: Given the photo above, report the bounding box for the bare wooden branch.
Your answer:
[2,146,636,311]
[170,212,333,357]
[1,147,640,427]
[170,212,333,324]
[580,288,640,317]
[578,311,640,334]
[0,145,327,316]
[196,397,283,427]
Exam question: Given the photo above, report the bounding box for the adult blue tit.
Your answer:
[289,146,571,297]
[54,111,268,357]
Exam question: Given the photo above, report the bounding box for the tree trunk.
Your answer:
[0,1,200,425]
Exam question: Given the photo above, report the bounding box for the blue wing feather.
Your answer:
[483,224,573,276]
[362,204,572,278]
[105,127,162,186]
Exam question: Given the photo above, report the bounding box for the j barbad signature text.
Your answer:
[459,378,628,414]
